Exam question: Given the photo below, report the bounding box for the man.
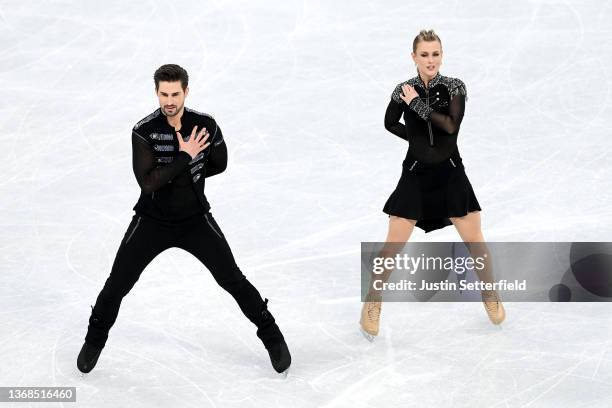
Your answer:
[77,64,291,375]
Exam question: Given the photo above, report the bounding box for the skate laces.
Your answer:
[90,305,101,324]
[261,298,272,320]
[366,302,381,322]
[482,292,500,313]
[484,300,499,314]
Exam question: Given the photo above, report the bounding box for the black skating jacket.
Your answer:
[130,107,226,221]
[385,72,467,164]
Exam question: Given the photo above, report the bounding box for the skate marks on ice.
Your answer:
[2,0,612,406]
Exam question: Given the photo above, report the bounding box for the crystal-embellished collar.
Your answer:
[415,71,442,89]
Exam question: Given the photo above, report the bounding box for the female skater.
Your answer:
[359,30,505,340]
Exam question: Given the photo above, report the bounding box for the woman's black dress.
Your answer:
[382,72,481,233]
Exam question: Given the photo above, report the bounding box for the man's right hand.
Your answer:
[177,125,210,159]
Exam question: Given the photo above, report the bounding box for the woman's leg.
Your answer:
[371,216,418,295]
[386,215,418,242]
[449,211,505,324]
[374,215,418,291]
[449,210,484,242]
[360,216,417,340]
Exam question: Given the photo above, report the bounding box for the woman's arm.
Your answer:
[432,94,465,134]
[407,79,467,134]
[384,97,408,141]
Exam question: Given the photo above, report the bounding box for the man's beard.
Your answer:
[163,103,182,116]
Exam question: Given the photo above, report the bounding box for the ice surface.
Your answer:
[1,0,612,406]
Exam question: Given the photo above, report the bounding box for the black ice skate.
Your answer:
[78,305,106,373]
[267,338,291,375]
[257,298,291,376]
[77,342,102,373]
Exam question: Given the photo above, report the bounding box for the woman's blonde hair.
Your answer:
[413,29,442,53]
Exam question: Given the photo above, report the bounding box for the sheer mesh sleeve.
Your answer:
[429,94,465,134]
[131,131,191,194]
[384,98,408,141]
[204,122,227,178]
[407,79,467,134]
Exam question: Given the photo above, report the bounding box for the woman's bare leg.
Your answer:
[371,216,418,297]
[386,215,418,242]
[360,216,417,340]
[449,211,484,242]
[450,211,505,324]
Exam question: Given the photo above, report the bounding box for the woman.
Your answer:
[359,30,505,341]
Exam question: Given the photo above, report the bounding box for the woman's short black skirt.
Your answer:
[383,150,481,233]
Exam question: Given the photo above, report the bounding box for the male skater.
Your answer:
[77,64,291,375]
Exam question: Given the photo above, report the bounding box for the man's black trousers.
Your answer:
[84,212,283,350]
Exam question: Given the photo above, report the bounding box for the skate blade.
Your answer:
[359,327,377,342]
[278,367,290,378]
[76,368,89,378]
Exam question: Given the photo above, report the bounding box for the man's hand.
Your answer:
[177,126,210,159]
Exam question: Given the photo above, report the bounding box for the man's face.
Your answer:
[156,81,188,117]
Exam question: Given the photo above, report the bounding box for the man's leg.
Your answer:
[175,212,290,372]
[85,215,170,349]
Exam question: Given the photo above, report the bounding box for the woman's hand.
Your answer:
[400,84,419,104]
[177,125,210,159]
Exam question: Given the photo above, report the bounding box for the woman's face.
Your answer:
[411,40,443,79]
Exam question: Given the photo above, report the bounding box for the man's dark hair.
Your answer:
[153,64,189,91]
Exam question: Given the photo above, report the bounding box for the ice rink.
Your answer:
[1,0,612,406]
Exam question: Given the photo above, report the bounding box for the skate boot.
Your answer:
[359,300,381,342]
[267,339,291,376]
[257,299,291,376]
[482,290,506,325]
[77,342,102,373]
[78,305,106,373]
